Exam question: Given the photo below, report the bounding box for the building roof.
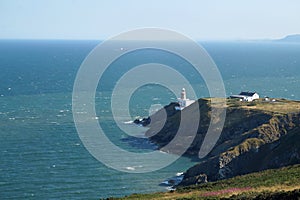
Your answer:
[239,91,257,96]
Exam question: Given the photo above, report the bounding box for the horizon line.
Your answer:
[1,34,299,42]
[0,37,294,42]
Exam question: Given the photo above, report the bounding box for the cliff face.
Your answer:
[145,98,300,185]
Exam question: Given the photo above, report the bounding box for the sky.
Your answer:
[0,0,300,40]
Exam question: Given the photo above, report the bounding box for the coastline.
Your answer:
[132,97,300,192]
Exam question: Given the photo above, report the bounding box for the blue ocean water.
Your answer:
[0,40,299,199]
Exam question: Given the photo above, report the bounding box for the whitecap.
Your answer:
[123,120,133,124]
[125,165,143,171]
[125,166,135,171]
[166,186,176,191]
[176,172,184,176]
[76,111,87,114]
[159,150,167,154]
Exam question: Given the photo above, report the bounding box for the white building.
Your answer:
[230,91,259,102]
[175,88,195,110]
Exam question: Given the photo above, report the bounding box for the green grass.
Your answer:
[238,98,300,114]
[108,164,300,200]
[224,98,300,114]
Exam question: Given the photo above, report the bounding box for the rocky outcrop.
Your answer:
[144,98,300,186]
[133,117,151,126]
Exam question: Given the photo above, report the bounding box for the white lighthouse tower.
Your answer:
[181,88,187,100]
[175,88,195,110]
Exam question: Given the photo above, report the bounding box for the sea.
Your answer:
[0,39,299,199]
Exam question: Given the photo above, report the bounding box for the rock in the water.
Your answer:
[133,117,151,126]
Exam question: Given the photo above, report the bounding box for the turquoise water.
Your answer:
[0,40,299,199]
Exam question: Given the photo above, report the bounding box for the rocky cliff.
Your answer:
[144,98,300,186]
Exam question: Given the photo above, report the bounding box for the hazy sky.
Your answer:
[1,0,300,40]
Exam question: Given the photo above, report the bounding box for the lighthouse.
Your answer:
[175,88,195,110]
[181,88,187,100]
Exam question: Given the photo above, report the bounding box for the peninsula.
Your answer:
[121,97,300,199]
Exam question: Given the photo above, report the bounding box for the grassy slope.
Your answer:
[108,164,300,200]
